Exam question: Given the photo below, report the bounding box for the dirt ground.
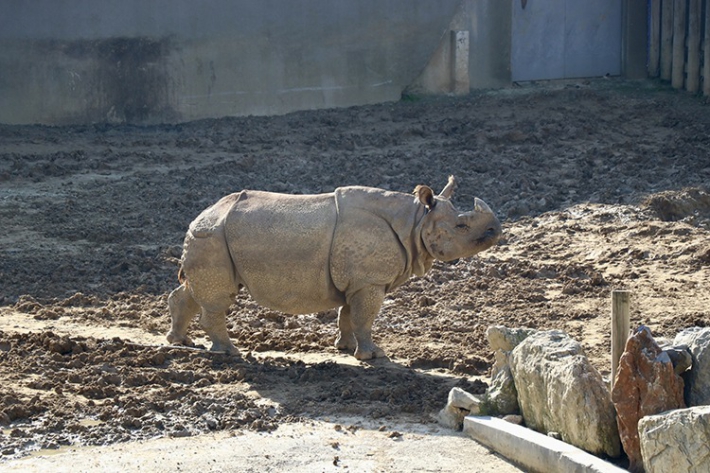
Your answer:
[1,78,709,470]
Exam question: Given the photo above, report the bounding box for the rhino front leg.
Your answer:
[335,305,357,352]
[348,286,387,360]
[167,284,199,347]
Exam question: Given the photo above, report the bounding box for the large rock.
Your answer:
[436,387,481,430]
[486,325,537,354]
[674,327,710,406]
[509,330,620,457]
[639,406,710,473]
[479,365,519,416]
[611,326,686,473]
[486,325,536,377]
[478,326,535,416]
[439,326,534,426]
[662,346,693,375]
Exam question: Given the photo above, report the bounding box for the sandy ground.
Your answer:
[4,419,521,473]
[1,78,709,470]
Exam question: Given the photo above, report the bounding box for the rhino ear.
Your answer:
[439,175,457,199]
[414,185,436,210]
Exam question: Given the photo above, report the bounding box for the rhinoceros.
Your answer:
[167,176,501,360]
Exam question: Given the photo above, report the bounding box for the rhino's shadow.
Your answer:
[189,346,487,424]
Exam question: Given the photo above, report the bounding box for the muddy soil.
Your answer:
[1,79,709,466]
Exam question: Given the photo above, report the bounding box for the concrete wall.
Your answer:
[511,0,623,81]
[0,1,647,126]
[0,0,463,125]
[407,0,511,95]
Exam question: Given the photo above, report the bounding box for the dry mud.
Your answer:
[1,79,709,469]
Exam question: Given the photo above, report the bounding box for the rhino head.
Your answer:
[415,176,501,262]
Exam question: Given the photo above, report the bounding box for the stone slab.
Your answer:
[464,416,626,473]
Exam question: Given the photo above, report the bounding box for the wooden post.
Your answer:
[672,0,687,89]
[649,0,662,77]
[611,290,631,389]
[686,0,702,93]
[704,0,710,95]
[661,0,674,81]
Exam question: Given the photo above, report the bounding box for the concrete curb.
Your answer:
[463,416,627,473]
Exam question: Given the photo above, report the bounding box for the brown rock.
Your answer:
[611,326,686,473]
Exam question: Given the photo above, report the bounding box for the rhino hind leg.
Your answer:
[335,305,357,352]
[167,284,199,347]
[348,287,387,360]
[198,305,239,355]
[175,233,240,355]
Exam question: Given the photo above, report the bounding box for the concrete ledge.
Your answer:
[463,416,626,473]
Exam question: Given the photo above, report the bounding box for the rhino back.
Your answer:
[224,190,343,314]
[330,187,430,297]
[189,192,243,238]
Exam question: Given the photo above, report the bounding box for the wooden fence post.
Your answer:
[705,0,710,96]
[649,0,662,77]
[611,290,631,389]
[672,0,687,89]
[687,0,702,93]
[661,0,674,81]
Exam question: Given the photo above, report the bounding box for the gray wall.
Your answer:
[0,0,646,125]
[511,0,623,81]
[468,0,512,88]
[0,0,464,125]
[408,0,511,94]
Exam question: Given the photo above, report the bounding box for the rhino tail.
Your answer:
[177,266,189,288]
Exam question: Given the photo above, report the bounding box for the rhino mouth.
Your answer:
[474,226,502,248]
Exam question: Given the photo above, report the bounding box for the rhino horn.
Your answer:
[438,175,457,199]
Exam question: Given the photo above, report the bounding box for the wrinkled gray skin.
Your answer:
[167,176,501,360]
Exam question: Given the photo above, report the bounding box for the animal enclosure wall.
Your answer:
[0,0,514,125]
[0,0,646,126]
[0,0,459,124]
[648,0,710,95]
[511,0,623,81]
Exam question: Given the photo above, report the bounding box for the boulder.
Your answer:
[486,325,537,353]
[486,325,536,376]
[478,326,535,416]
[509,330,620,457]
[638,406,710,473]
[663,346,693,375]
[436,387,481,430]
[611,326,686,473]
[674,327,710,406]
[479,365,519,416]
[656,336,693,375]
[440,326,534,426]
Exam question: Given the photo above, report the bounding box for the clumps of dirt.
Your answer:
[10,292,170,336]
[0,330,478,459]
[642,187,710,223]
[2,80,710,461]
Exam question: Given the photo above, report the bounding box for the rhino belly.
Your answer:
[224,191,344,314]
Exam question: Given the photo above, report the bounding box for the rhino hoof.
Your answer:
[210,343,240,357]
[167,333,194,347]
[335,334,357,352]
[354,346,386,360]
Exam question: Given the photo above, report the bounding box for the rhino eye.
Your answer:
[455,223,469,230]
